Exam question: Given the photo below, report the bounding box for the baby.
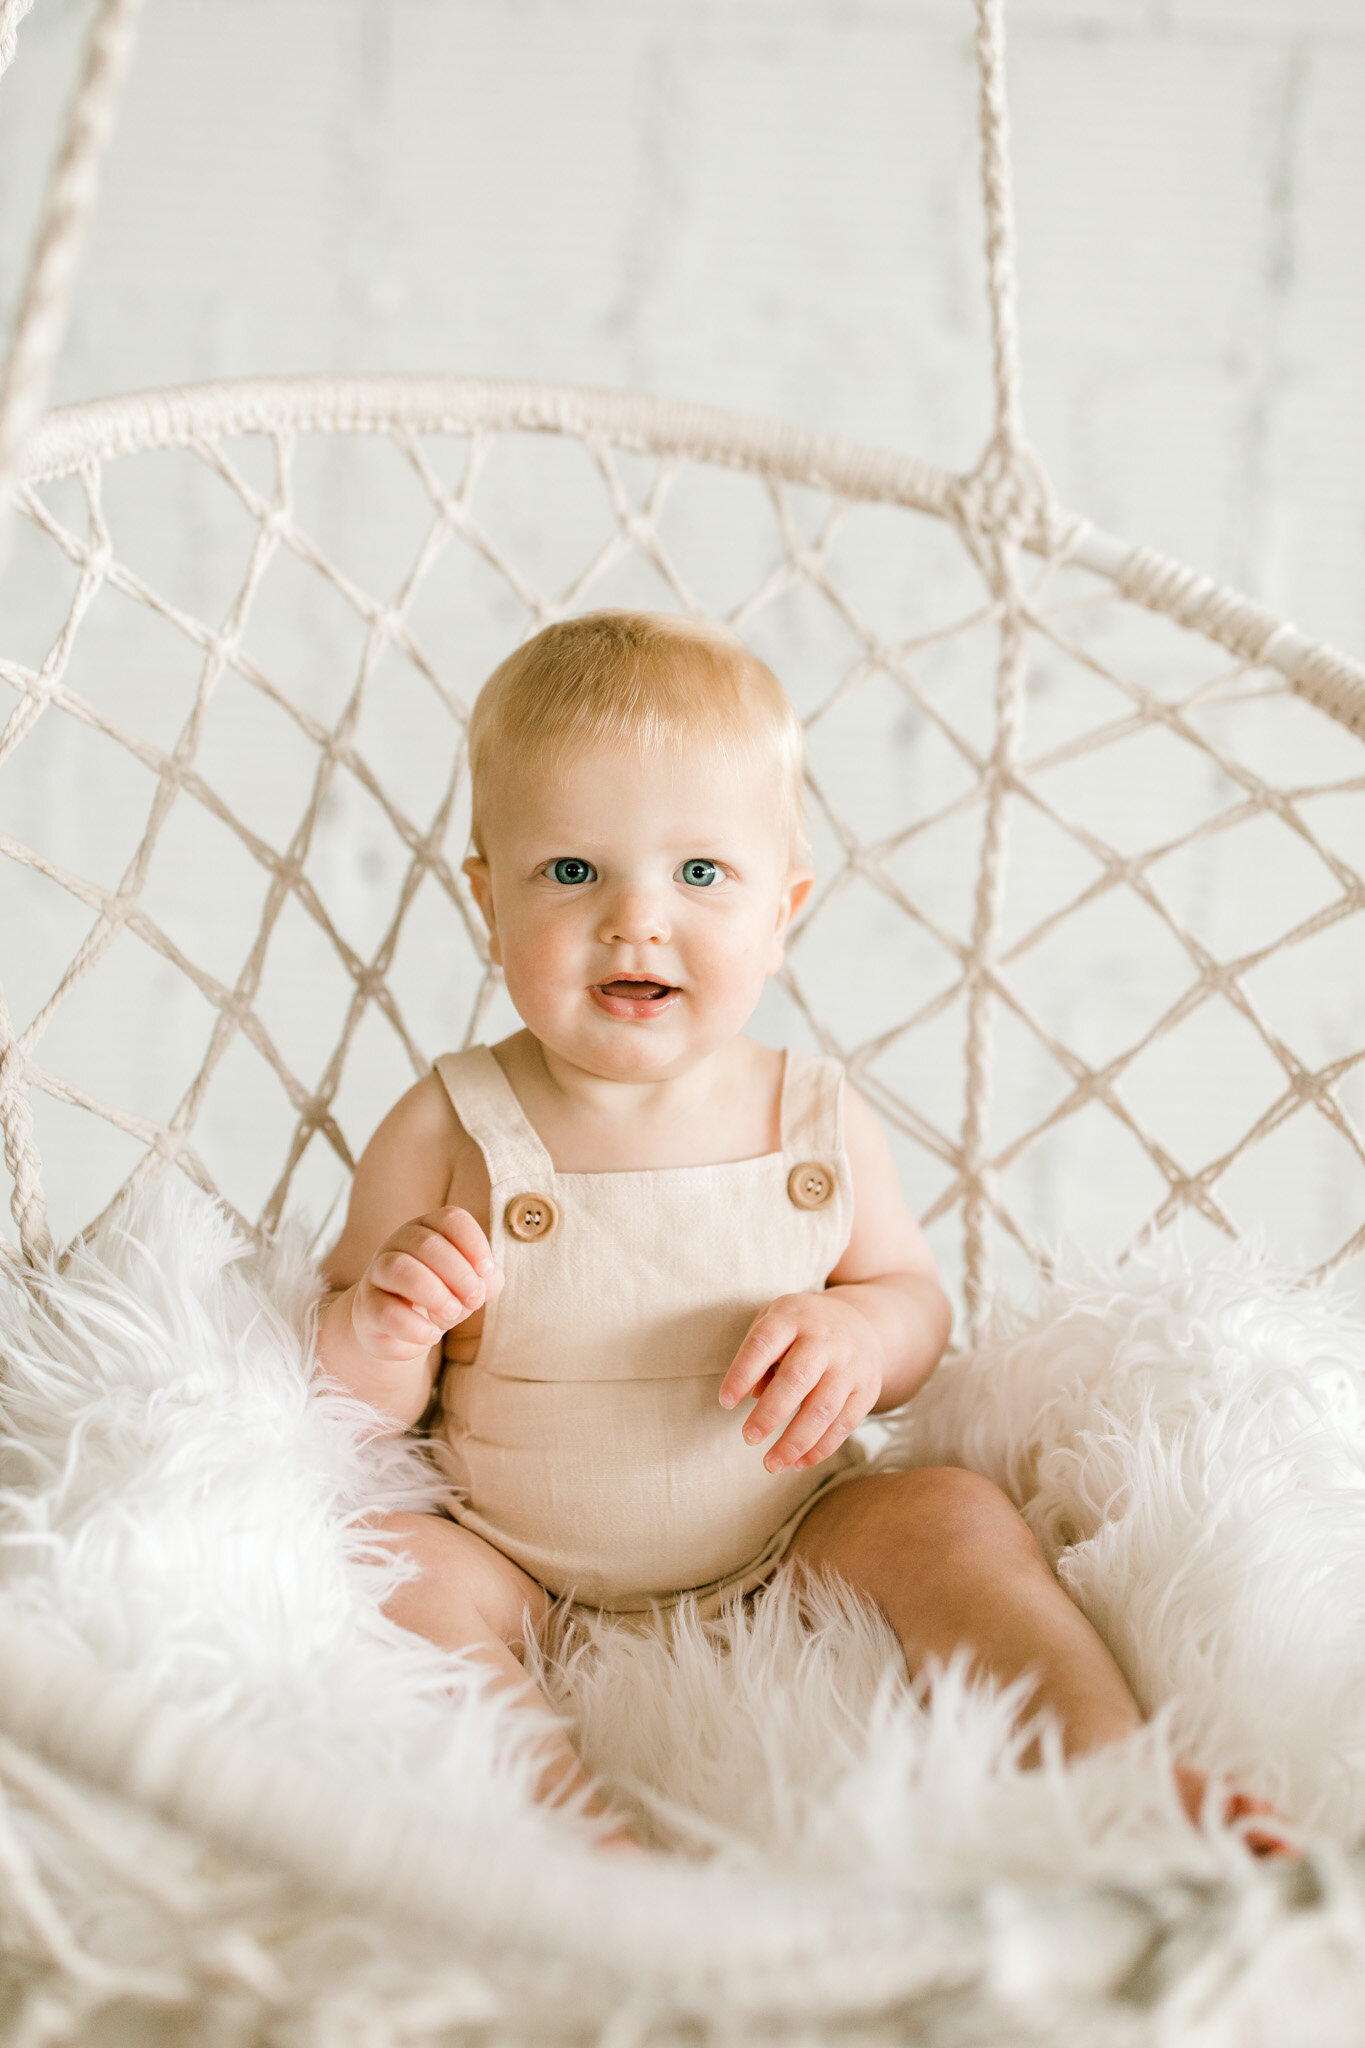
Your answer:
[315,609,1283,1850]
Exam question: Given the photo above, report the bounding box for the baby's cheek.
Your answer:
[696,924,772,1007]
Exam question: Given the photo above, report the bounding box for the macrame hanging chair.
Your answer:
[1,0,1365,2025]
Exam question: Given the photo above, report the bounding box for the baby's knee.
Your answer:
[897,1466,1041,1571]
[793,1466,1037,1595]
[862,1466,1041,1581]
[369,1510,546,1644]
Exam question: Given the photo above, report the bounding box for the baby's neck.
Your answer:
[493,1030,785,1173]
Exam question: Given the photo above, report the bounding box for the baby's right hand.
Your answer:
[350,1208,502,1363]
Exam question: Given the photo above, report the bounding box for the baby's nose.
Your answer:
[597,886,669,945]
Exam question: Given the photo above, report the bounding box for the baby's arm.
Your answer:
[719,1084,951,1471]
[822,1083,951,1410]
[316,1075,499,1431]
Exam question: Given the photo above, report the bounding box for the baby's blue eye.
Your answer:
[679,859,719,888]
[551,858,596,885]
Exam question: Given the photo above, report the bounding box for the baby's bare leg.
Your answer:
[787,1469,1294,1854]
[371,1512,624,1832]
[786,1468,1143,1756]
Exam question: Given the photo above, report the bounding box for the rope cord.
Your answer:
[0,1602,968,2014]
[0,0,36,80]
[3,388,1362,1292]
[0,0,145,555]
[0,982,49,1263]
[0,4,1358,1310]
[952,0,1072,1343]
[12,373,1365,739]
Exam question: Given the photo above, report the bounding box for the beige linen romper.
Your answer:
[428,1044,868,1616]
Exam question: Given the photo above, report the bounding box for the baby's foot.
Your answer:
[1173,1763,1299,1860]
[596,1819,648,1854]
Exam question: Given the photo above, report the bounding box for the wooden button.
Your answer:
[505,1192,558,1242]
[787,1161,834,1210]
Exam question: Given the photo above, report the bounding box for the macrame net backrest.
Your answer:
[5,378,1365,1337]
[2,0,1365,1353]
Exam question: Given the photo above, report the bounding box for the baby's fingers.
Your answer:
[360,1291,449,1351]
[425,1205,499,1283]
[759,1376,860,1472]
[719,1304,799,1409]
[741,1335,826,1450]
[368,1245,474,1330]
[785,1392,867,1472]
[372,1212,496,1326]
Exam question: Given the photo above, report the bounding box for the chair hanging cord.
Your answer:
[0,0,143,1261]
[953,0,1069,1343]
[0,0,37,81]
[0,0,145,554]
[0,984,49,1265]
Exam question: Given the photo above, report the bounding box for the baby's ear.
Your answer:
[780,866,816,930]
[767,865,815,972]
[462,856,501,964]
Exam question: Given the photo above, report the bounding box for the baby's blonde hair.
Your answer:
[467,609,807,860]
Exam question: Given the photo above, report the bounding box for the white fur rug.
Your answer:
[3,1179,1365,2046]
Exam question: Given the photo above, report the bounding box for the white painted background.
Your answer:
[2,0,1363,1307]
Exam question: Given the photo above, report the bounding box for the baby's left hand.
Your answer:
[718,1292,883,1473]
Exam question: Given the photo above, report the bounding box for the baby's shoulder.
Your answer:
[826,1076,940,1283]
[320,1069,470,1289]
[411,1064,493,1231]
[351,1067,491,1233]
[372,1065,464,1160]
[839,1077,889,1165]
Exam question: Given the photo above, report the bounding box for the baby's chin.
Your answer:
[522,993,757,1080]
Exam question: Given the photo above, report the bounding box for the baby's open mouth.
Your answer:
[590,978,682,1019]
[596,979,676,1001]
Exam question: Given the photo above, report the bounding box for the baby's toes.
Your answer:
[1227,1787,1300,1861]
[1173,1764,1300,1861]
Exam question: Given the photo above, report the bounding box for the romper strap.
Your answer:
[432,1046,556,1187]
[779,1049,846,1159]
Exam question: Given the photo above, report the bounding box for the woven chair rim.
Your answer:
[21,372,956,507]
[19,371,1365,743]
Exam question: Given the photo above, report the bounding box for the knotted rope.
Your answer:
[0,0,145,558]
[0,0,144,1258]
[0,983,49,1264]
[0,1,1360,1312]
[0,0,36,79]
[951,0,1077,1342]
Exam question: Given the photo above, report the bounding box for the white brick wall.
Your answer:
[1,0,1362,1296]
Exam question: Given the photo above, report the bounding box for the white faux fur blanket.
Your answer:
[3,1178,1365,2046]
